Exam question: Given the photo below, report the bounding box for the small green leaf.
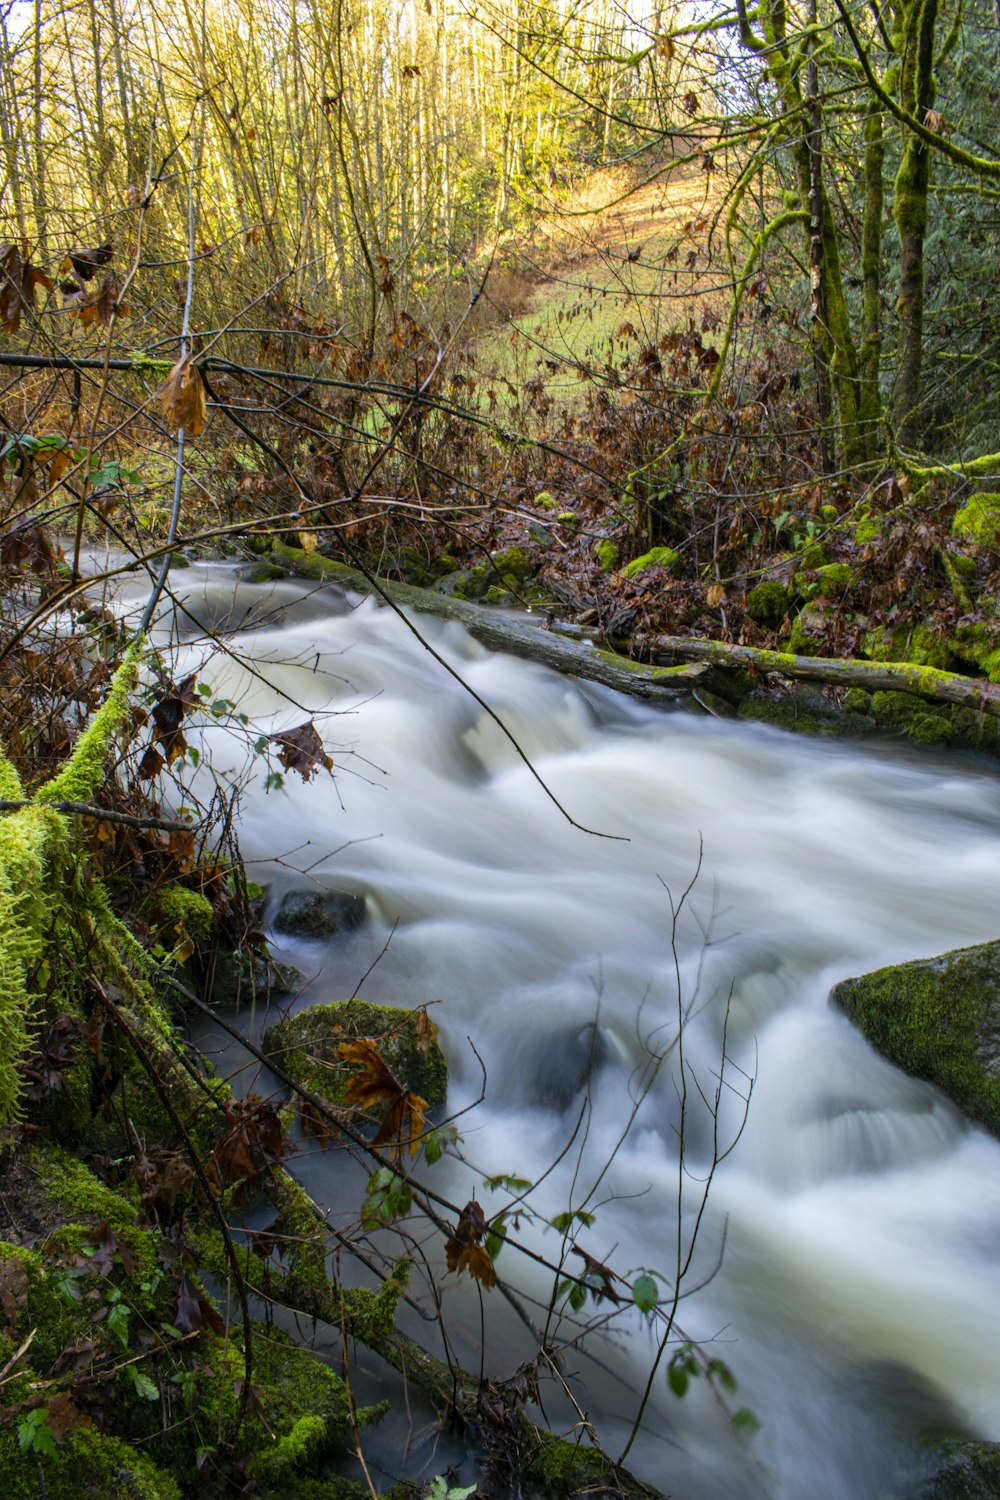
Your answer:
[485,1217,506,1261]
[731,1407,760,1434]
[128,1368,159,1400]
[632,1273,658,1314]
[483,1174,533,1193]
[707,1357,737,1393]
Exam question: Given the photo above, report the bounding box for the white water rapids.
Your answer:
[126,562,1000,1499]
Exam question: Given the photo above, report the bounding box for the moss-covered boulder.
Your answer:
[799,562,856,601]
[746,580,790,628]
[900,1440,1000,1499]
[263,998,448,1108]
[832,941,1000,1137]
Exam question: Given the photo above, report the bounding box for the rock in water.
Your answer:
[832,940,1000,1138]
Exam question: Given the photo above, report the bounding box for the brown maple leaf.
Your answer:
[338,1038,428,1158]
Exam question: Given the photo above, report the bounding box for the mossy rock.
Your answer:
[273,889,367,939]
[952,493,1000,548]
[737,685,869,738]
[863,624,951,671]
[437,546,535,601]
[869,691,953,747]
[202,949,301,1008]
[786,603,835,656]
[832,941,1000,1137]
[796,540,829,570]
[0,1425,181,1499]
[949,623,1000,684]
[622,546,680,581]
[745,580,790,628]
[900,1440,1000,1499]
[800,562,856,601]
[154,885,215,942]
[241,560,289,583]
[263,998,448,1108]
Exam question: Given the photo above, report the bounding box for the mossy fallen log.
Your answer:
[651,636,1000,719]
[268,542,711,705]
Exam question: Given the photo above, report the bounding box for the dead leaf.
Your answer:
[269,720,333,781]
[655,32,675,59]
[707,582,726,606]
[158,355,208,437]
[45,1390,91,1442]
[446,1200,497,1288]
[0,241,54,333]
[339,1038,428,1158]
[62,243,113,281]
[682,90,700,114]
[414,1007,438,1052]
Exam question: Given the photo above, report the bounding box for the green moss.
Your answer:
[535,491,558,510]
[527,1431,618,1491]
[155,885,214,941]
[832,941,1000,1137]
[0,1425,181,1499]
[806,563,856,599]
[796,541,829,570]
[745,580,790,627]
[623,546,680,581]
[821,504,839,522]
[854,512,881,545]
[594,540,619,572]
[264,998,447,1108]
[952,492,1000,547]
[492,545,533,583]
[787,604,833,656]
[34,1141,139,1231]
[864,624,950,670]
[869,690,953,746]
[912,1440,1000,1499]
[557,511,579,528]
[950,622,1000,683]
[251,1415,328,1485]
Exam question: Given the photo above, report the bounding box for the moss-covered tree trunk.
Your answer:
[893,0,938,447]
[859,104,885,456]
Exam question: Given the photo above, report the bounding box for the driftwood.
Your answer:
[650,636,1000,718]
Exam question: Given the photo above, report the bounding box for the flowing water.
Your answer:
[120,560,1000,1498]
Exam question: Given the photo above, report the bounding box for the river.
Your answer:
[127,559,1000,1499]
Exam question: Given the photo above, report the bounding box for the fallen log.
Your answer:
[651,636,1000,718]
[267,542,710,704]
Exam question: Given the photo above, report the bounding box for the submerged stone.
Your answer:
[831,941,1000,1138]
[273,889,367,939]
